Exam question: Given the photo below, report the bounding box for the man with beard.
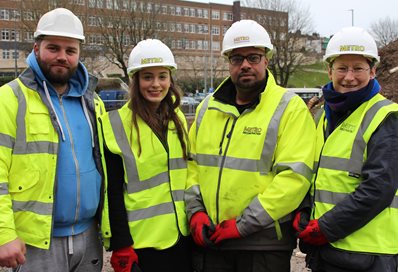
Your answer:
[185,19,316,272]
[0,8,104,271]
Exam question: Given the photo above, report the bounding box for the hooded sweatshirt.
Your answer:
[27,51,101,237]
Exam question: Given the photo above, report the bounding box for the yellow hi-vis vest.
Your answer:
[314,93,398,254]
[101,103,189,250]
[186,73,315,239]
[0,78,104,249]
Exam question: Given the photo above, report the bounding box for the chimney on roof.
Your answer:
[232,0,241,22]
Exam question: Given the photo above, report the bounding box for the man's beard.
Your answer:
[37,55,77,86]
[235,76,264,93]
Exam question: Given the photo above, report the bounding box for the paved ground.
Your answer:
[101,249,309,272]
[0,247,308,272]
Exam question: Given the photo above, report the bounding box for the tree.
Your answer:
[370,17,398,47]
[18,0,75,53]
[93,1,165,80]
[242,0,313,87]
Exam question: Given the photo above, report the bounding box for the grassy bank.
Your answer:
[288,62,329,88]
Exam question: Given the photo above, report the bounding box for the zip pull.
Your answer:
[218,119,230,155]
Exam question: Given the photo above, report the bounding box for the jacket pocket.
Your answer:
[9,170,40,194]
[28,104,50,135]
[320,246,375,270]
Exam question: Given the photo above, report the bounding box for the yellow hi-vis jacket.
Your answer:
[185,72,316,248]
[314,93,398,254]
[101,103,189,250]
[0,74,105,250]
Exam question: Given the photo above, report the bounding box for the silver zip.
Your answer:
[59,96,81,234]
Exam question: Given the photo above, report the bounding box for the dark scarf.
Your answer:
[323,79,380,132]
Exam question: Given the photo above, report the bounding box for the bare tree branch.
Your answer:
[94,0,164,79]
[370,17,398,47]
[242,0,313,86]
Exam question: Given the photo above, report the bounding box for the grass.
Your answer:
[287,62,330,88]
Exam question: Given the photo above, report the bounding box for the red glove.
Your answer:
[210,219,241,244]
[293,211,310,234]
[298,219,328,245]
[190,211,215,247]
[110,246,138,272]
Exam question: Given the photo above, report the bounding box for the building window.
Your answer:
[176,23,182,32]
[88,16,99,26]
[12,50,19,59]
[25,31,34,42]
[162,5,167,14]
[211,26,220,35]
[2,50,10,59]
[73,0,85,5]
[197,24,203,34]
[169,23,175,32]
[189,24,195,33]
[1,30,19,41]
[203,40,209,50]
[183,7,189,16]
[212,41,220,50]
[176,6,181,16]
[122,35,130,46]
[0,9,9,20]
[211,10,220,20]
[10,10,20,21]
[176,40,182,49]
[183,24,189,33]
[190,8,195,17]
[197,9,202,18]
[170,6,175,15]
[106,0,112,9]
[23,11,34,21]
[190,40,196,49]
[223,26,229,34]
[203,9,209,18]
[197,40,203,50]
[223,12,233,21]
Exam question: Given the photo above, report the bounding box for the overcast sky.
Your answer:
[187,0,398,37]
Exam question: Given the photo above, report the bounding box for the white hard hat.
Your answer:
[127,39,177,76]
[221,19,273,59]
[323,26,379,65]
[34,8,84,42]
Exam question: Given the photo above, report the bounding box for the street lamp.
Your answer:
[347,9,354,26]
[13,18,18,77]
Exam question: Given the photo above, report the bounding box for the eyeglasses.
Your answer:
[332,67,371,76]
[228,54,264,65]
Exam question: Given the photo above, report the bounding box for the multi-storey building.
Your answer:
[0,0,287,90]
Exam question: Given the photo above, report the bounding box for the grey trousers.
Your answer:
[15,223,103,272]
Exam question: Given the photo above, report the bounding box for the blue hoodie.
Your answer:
[27,52,101,237]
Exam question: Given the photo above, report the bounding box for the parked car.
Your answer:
[96,78,129,111]
[181,96,199,106]
[287,87,322,103]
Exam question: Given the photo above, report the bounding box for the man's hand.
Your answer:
[110,246,138,272]
[293,211,310,234]
[298,219,328,245]
[210,219,241,244]
[0,238,26,268]
[189,211,215,247]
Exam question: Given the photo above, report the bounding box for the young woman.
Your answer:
[101,39,192,272]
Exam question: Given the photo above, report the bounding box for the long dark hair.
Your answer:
[128,71,188,160]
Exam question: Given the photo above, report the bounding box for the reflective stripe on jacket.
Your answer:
[186,72,316,249]
[314,93,398,254]
[101,104,189,250]
[0,73,104,249]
